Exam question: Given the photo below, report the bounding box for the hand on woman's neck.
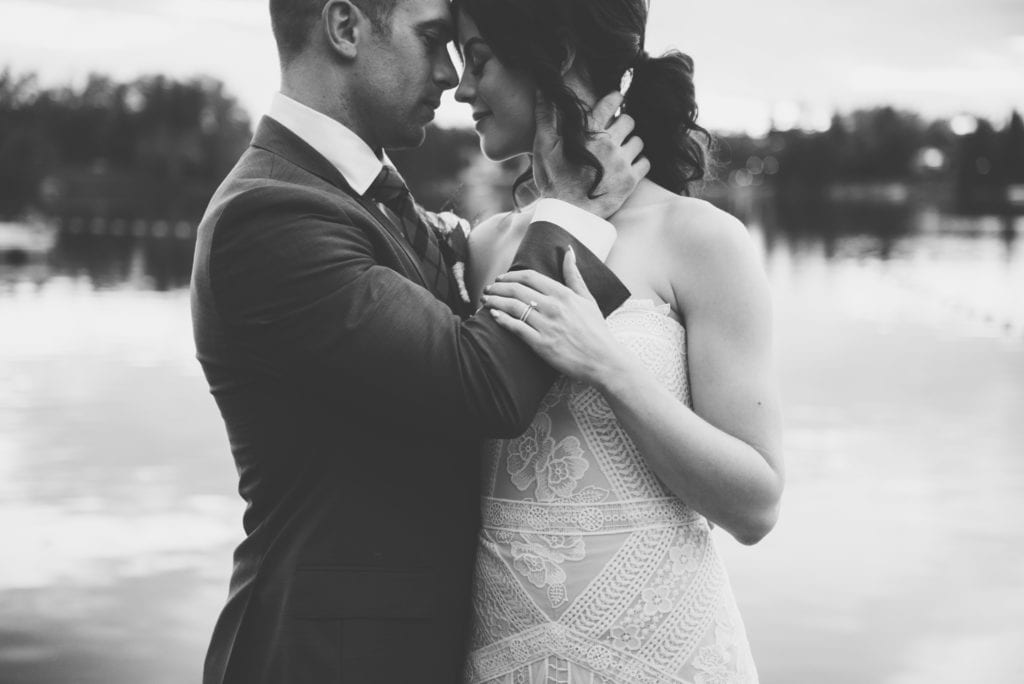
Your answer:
[564,70,599,112]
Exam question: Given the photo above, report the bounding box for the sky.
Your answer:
[2,0,1022,135]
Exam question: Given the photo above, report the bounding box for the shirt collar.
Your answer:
[267,92,387,196]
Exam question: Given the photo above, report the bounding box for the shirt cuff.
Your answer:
[530,199,616,262]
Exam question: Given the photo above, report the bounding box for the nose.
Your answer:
[435,48,459,91]
[454,66,476,104]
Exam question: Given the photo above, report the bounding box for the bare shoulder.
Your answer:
[467,205,535,252]
[468,210,510,250]
[651,196,769,319]
[466,207,536,299]
[657,196,754,266]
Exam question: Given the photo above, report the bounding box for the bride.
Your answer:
[452,0,785,682]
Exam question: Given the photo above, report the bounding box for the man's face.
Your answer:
[354,0,458,150]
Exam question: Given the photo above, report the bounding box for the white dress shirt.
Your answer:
[267,92,617,260]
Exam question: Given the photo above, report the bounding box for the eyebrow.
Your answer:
[416,18,455,41]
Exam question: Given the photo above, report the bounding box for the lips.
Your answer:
[472,111,492,122]
[419,100,440,122]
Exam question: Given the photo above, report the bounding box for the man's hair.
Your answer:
[270,0,400,62]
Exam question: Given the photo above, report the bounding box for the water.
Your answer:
[1,199,1022,683]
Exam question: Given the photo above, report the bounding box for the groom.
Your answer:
[192,0,645,682]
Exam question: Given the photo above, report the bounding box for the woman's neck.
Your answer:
[614,178,681,215]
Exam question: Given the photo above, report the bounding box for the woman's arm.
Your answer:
[602,211,783,544]
[483,210,784,545]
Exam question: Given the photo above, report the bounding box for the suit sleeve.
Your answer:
[512,220,630,317]
[206,186,628,439]
[529,199,617,262]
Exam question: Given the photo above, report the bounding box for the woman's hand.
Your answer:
[482,249,636,387]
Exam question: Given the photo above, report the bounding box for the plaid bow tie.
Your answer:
[367,165,452,304]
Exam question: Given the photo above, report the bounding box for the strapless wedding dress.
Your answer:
[465,299,758,684]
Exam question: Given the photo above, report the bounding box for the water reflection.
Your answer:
[729,193,1024,340]
[2,199,1020,314]
[0,284,237,682]
[2,228,197,293]
[1,196,1022,683]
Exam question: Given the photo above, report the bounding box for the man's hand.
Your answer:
[532,91,650,219]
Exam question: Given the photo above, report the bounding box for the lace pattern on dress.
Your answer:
[468,300,757,684]
[483,497,702,535]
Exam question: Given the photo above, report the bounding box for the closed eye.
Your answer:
[421,31,446,50]
[416,18,453,51]
[468,53,488,76]
[462,39,491,76]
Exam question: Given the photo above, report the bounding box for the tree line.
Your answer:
[2,68,1022,220]
[0,69,252,219]
[714,107,1024,211]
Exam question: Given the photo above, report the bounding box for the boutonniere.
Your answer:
[426,210,472,306]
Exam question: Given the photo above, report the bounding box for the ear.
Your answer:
[323,0,362,59]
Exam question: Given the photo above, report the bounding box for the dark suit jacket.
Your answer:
[191,117,629,684]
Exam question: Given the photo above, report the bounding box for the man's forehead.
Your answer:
[396,0,455,25]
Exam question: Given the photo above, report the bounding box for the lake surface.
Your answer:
[1,196,1022,683]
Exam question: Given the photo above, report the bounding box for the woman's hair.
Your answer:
[452,0,712,201]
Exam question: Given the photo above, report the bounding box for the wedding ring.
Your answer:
[519,300,538,324]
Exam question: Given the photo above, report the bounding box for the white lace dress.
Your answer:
[465,299,758,684]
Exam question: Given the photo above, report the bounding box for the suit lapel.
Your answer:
[250,117,432,290]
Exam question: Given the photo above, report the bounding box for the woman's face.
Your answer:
[454,11,537,161]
